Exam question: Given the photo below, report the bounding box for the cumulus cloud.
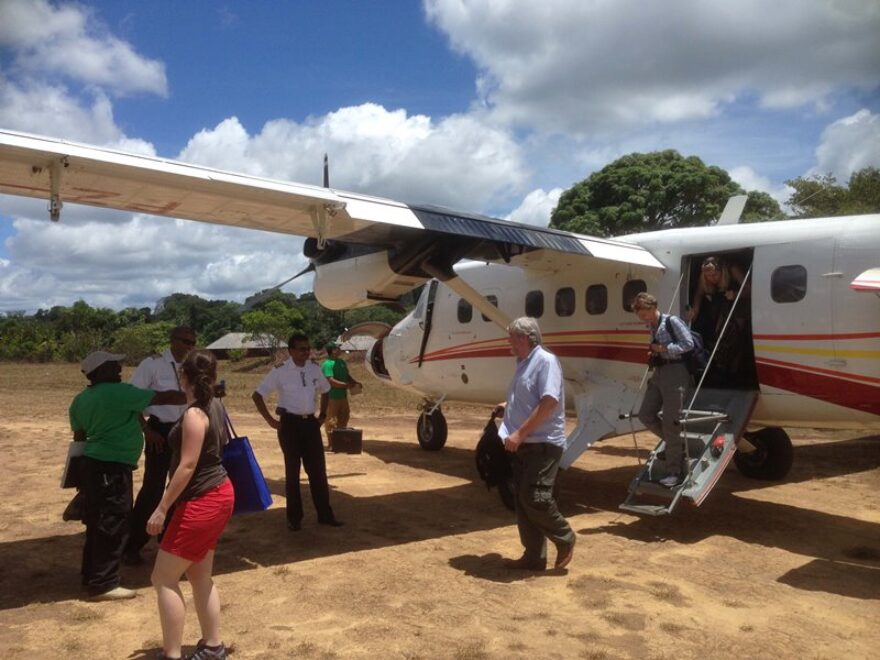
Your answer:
[425,0,880,134]
[179,104,529,210]
[505,188,563,227]
[0,0,167,96]
[729,166,791,207]
[812,109,880,182]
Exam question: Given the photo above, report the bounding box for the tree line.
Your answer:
[0,291,407,364]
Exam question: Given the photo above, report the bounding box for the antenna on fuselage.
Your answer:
[323,153,329,188]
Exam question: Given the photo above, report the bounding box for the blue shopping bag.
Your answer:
[222,412,273,515]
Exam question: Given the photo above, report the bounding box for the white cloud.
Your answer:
[812,109,880,182]
[425,0,880,134]
[729,166,791,207]
[0,0,167,96]
[505,188,563,227]
[179,105,529,211]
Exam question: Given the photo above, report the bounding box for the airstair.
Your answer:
[619,388,758,516]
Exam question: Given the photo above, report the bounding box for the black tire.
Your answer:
[417,409,447,451]
[734,427,793,480]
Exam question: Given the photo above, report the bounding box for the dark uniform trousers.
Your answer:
[278,414,335,525]
[80,456,133,594]
[126,416,174,554]
[511,443,575,564]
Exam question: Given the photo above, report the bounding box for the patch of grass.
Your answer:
[739,624,754,633]
[648,581,685,605]
[659,622,685,635]
[273,565,290,575]
[295,641,317,656]
[69,607,102,623]
[721,598,745,608]
[581,647,612,660]
[454,640,490,660]
[507,641,528,651]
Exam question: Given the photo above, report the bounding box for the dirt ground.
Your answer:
[0,362,878,659]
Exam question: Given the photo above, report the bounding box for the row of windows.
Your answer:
[454,264,809,324]
[457,280,647,323]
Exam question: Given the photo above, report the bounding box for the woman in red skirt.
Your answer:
[147,350,234,660]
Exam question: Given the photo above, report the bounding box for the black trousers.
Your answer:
[80,457,133,594]
[278,414,334,525]
[126,417,174,554]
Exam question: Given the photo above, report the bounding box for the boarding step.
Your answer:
[619,503,674,517]
[619,388,759,516]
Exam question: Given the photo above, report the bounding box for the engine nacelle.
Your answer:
[313,249,428,309]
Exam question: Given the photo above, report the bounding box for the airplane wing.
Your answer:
[851,268,880,292]
[0,129,663,272]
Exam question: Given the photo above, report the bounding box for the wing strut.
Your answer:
[49,158,67,221]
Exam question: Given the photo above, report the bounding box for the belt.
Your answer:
[659,358,683,364]
[280,411,316,420]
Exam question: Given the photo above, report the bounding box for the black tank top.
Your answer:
[168,398,228,501]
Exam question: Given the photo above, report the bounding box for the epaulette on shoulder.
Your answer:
[274,362,285,368]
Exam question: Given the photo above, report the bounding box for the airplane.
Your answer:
[1,129,877,515]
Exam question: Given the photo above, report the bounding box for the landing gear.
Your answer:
[417,408,447,451]
[734,427,793,480]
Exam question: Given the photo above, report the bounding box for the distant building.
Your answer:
[206,333,286,359]
[336,334,374,359]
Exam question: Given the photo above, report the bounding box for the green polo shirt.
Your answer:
[321,357,349,400]
[69,382,155,466]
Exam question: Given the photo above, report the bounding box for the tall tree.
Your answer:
[551,150,783,236]
[785,167,880,218]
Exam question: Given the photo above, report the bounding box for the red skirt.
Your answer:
[160,478,234,562]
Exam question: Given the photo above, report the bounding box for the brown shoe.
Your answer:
[504,555,546,571]
[554,542,575,569]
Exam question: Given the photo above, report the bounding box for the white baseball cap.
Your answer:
[81,351,126,375]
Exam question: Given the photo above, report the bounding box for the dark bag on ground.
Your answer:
[474,413,515,511]
[662,314,709,377]
[221,413,272,515]
[330,427,363,454]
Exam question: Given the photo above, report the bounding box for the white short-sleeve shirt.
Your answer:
[255,358,331,415]
[129,348,186,423]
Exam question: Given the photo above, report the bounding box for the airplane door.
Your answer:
[751,240,834,408]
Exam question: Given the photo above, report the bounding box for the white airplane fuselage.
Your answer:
[371,215,880,432]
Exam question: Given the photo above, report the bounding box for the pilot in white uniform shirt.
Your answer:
[256,358,330,415]
[130,349,188,423]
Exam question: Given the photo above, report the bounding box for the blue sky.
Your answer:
[1,0,878,312]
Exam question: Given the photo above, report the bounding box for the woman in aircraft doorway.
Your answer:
[688,256,748,388]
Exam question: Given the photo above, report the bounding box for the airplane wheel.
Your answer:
[734,427,793,480]
[417,409,447,451]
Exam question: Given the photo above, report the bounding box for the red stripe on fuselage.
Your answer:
[756,360,880,416]
[753,331,880,341]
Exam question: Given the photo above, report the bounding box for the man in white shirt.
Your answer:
[252,333,343,531]
[496,317,575,571]
[124,326,194,564]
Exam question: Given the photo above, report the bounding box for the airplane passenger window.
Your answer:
[526,290,544,318]
[586,284,607,315]
[771,265,807,303]
[481,295,499,321]
[622,280,646,311]
[555,287,575,317]
[457,298,473,323]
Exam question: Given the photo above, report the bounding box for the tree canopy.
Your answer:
[1,290,409,364]
[786,167,880,218]
[550,150,784,236]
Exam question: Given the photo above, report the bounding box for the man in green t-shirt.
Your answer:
[69,351,185,601]
[321,342,360,448]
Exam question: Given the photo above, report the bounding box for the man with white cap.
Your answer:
[69,350,185,601]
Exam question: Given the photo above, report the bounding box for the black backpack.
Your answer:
[474,413,515,511]
[660,314,709,377]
